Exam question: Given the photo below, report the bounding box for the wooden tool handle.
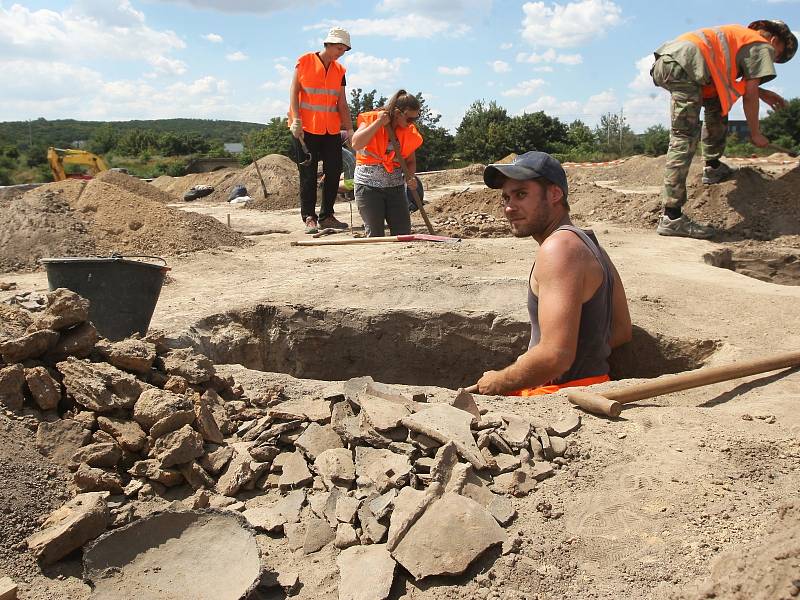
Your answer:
[292,236,399,247]
[568,390,621,417]
[384,125,436,235]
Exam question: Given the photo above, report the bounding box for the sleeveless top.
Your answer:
[527,225,614,384]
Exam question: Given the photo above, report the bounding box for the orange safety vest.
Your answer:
[355,110,423,172]
[678,24,769,116]
[289,53,345,135]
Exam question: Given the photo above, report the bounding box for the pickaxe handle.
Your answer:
[384,125,436,235]
[568,349,800,417]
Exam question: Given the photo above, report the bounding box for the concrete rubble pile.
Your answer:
[1,289,582,598]
[434,211,499,228]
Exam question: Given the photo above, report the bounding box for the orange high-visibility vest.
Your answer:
[679,25,769,115]
[289,53,345,135]
[355,111,423,172]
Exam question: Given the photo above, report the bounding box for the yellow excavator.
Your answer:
[47,147,109,181]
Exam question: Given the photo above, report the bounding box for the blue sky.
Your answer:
[1,0,799,132]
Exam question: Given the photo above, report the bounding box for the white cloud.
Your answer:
[489,60,511,73]
[521,0,623,48]
[305,16,470,40]
[533,66,554,72]
[500,42,513,50]
[204,33,223,43]
[226,51,248,61]
[516,49,582,65]
[438,66,471,76]
[341,52,409,88]
[261,63,293,90]
[154,0,326,13]
[444,81,464,87]
[585,89,618,115]
[629,54,656,91]
[377,0,493,16]
[147,55,188,77]
[502,78,545,97]
[520,95,582,117]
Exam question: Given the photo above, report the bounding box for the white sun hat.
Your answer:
[324,27,351,50]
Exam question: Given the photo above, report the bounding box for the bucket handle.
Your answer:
[109,253,171,271]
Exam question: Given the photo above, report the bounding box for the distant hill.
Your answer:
[0,117,266,148]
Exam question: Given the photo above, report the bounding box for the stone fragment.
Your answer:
[194,397,224,444]
[71,411,96,431]
[0,364,25,410]
[550,435,567,457]
[243,490,305,532]
[337,544,395,600]
[162,347,214,384]
[402,404,487,470]
[36,419,92,466]
[57,357,144,413]
[430,442,460,486]
[414,457,434,473]
[28,288,89,332]
[334,523,359,549]
[335,495,361,523]
[303,516,335,554]
[24,366,61,410]
[97,416,146,453]
[100,338,156,374]
[358,393,411,432]
[487,432,514,455]
[0,576,17,600]
[151,424,205,467]
[550,413,581,436]
[390,493,505,579]
[386,486,427,548]
[535,427,554,461]
[216,448,254,496]
[284,522,305,551]
[268,397,331,423]
[163,375,189,395]
[447,388,481,420]
[0,329,59,363]
[92,430,115,444]
[279,451,313,490]
[70,442,122,470]
[355,447,412,492]
[249,444,280,463]
[73,464,124,494]
[369,489,397,520]
[331,400,390,448]
[128,460,183,487]
[295,423,344,459]
[488,495,517,526]
[200,445,234,475]
[529,462,555,482]
[492,453,521,475]
[492,470,536,497]
[450,465,496,508]
[179,461,215,489]
[343,375,373,403]
[254,420,303,445]
[357,504,387,544]
[26,491,109,565]
[45,322,98,361]
[530,437,545,461]
[277,571,299,592]
[133,388,194,432]
[409,432,440,453]
[501,414,532,448]
[314,448,355,487]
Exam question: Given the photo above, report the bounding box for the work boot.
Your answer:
[304,216,319,234]
[318,215,348,230]
[656,214,714,239]
[702,161,736,184]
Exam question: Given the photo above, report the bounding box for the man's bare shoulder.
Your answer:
[538,229,595,268]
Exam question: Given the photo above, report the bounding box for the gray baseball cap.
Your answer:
[483,151,568,200]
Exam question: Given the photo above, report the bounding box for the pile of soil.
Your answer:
[94,171,178,204]
[151,169,239,199]
[0,178,250,273]
[420,163,486,187]
[428,186,508,238]
[210,155,299,210]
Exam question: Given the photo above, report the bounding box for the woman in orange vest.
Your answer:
[288,27,354,234]
[351,90,423,237]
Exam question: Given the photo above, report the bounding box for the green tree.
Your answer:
[642,124,670,156]
[87,124,120,154]
[245,117,294,163]
[455,100,512,163]
[761,97,800,152]
[507,111,568,154]
[348,88,388,119]
[594,112,637,156]
[116,129,159,155]
[411,93,454,171]
[566,120,598,152]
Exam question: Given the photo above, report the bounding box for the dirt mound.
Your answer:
[95,170,178,204]
[209,154,299,211]
[0,182,96,273]
[420,163,486,187]
[151,169,239,199]
[428,186,508,238]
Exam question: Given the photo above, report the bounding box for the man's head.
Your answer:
[483,151,569,238]
[749,20,797,63]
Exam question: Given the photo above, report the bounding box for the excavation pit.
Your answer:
[703,247,800,286]
[178,305,720,388]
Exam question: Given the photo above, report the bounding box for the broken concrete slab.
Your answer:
[27,491,110,566]
[28,288,89,332]
[24,366,61,411]
[550,412,581,436]
[337,544,395,600]
[44,322,98,361]
[194,397,224,444]
[151,424,205,468]
[83,510,261,600]
[216,449,254,497]
[402,404,487,470]
[97,416,146,453]
[314,448,355,488]
[334,523,359,549]
[0,329,59,364]
[391,492,505,580]
[303,516,335,554]
[35,419,93,466]
[357,393,411,432]
[0,364,26,411]
[335,495,360,523]
[70,442,122,470]
[128,460,183,487]
[550,435,567,457]
[57,357,145,413]
[447,388,481,420]
[357,503,387,544]
[242,490,305,532]
[74,463,125,494]
[99,338,157,375]
[133,388,194,432]
[295,422,344,460]
[200,445,234,475]
[161,347,215,384]
[0,576,17,600]
[268,397,331,423]
[278,451,313,490]
[149,408,196,440]
[355,447,412,492]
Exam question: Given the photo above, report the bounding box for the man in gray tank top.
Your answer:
[474,152,632,397]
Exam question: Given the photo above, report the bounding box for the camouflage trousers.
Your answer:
[651,56,728,209]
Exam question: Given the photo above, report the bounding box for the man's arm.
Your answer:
[743,78,769,147]
[404,152,417,190]
[603,251,632,349]
[289,70,303,139]
[338,86,354,141]
[758,88,787,111]
[476,235,587,395]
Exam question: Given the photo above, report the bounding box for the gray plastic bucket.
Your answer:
[40,255,169,341]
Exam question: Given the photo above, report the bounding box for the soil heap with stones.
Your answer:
[0,172,250,273]
[0,288,583,599]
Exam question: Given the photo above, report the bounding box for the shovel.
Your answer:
[384,125,436,235]
[766,143,798,158]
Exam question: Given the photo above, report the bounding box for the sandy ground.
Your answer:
[2,159,799,600]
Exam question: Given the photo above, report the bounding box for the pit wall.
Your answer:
[169,303,720,389]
